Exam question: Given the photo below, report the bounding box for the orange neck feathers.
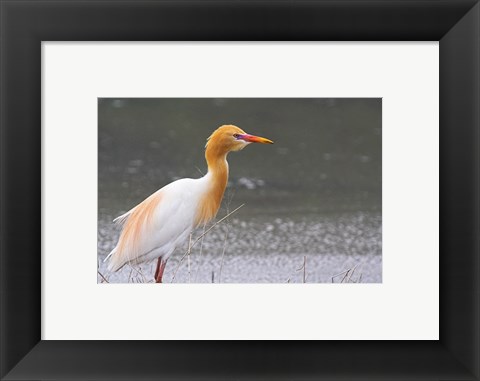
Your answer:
[195,135,231,226]
[205,141,229,198]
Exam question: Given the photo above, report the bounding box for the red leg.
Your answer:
[154,258,161,281]
[154,258,167,283]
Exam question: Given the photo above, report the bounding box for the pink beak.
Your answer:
[238,134,274,144]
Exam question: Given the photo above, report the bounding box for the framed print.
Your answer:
[1,1,479,380]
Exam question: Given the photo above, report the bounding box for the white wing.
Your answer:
[106,177,209,272]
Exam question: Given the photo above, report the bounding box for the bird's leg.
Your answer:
[154,258,161,281]
[154,258,167,283]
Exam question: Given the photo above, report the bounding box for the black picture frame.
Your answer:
[1,0,479,380]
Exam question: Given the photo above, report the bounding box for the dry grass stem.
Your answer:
[218,191,235,283]
[303,256,306,283]
[331,264,363,283]
[296,255,307,283]
[195,166,205,176]
[218,214,230,284]
[193,223,207,282]
[331,268,351,283]
[127,263,147,283]
[187,233,192,283]
[171,203,245,282]
[347,264,358,282]
[340,269,351,283]
[97,270,109,283]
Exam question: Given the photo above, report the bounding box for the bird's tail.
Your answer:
[103,248,114,263]
[104,247,126,272]
[104,211,134,272]
[113,211,131,225]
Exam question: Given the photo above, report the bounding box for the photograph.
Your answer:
[97,98,382,283]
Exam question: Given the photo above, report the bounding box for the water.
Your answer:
[97,98,382,283]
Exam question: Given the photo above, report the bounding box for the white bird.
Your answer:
[105,125,274,282]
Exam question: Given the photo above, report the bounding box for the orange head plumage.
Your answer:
[205,125,273,164]
[195,125,273,226]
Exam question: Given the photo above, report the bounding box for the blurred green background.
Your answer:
[98,98,381,216]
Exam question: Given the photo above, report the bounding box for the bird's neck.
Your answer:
[205,145,229,186]
[195,147,229,226]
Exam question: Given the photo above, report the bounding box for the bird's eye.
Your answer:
[233,134,240,139]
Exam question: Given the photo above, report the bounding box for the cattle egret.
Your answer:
[105,125,273,283]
